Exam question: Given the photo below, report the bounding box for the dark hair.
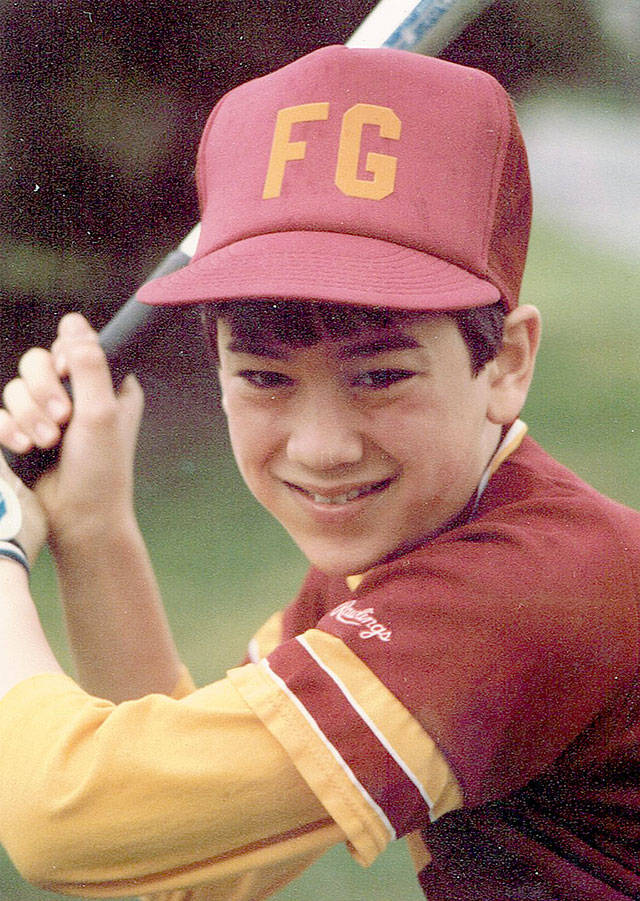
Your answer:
[447,303,506,374]
[201,299,505,376]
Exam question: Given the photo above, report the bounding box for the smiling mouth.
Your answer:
[284,476,396,506]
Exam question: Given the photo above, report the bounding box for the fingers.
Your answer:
[1,314,143,540]
[1,312,141,461]
[2,359,65,452]
[0,408,32,454]
[0,314,103,453]
[50,312,101,379]
[55,318,144,436]
[3,348,67,449]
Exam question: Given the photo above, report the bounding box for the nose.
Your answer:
[285,392,364,471]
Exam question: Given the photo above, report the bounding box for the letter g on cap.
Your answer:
[335,103,401,200]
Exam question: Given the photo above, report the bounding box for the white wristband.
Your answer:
[0,540,30,576]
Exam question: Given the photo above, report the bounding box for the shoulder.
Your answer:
[478,435,640,573]
[346,436,640,678]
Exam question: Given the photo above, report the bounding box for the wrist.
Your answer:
[0,542,30,579]
[0,471,48,568]
[48,507,141,558]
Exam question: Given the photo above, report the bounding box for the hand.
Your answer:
[0,314,144,546]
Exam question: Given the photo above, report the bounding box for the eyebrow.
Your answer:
[226,338,290,360]
[225,332,422,361]
[336,333,422,360]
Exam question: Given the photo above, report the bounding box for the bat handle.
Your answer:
[3,225,201,489]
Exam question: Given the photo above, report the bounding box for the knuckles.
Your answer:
[65,341,106,369]
[80,397,119,428]
[0,408,27,448]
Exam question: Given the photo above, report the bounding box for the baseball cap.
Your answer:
[137,46,532,312]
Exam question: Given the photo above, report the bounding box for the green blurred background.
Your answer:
[1,1,639,899]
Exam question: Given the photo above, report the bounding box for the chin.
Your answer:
[300,541,387,578]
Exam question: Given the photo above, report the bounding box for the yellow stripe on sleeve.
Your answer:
[228,661,391,867]
[301,629,464,822]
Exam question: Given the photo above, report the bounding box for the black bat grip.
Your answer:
[3,244,193,488]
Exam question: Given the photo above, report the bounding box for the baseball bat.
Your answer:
[5,0,493,487]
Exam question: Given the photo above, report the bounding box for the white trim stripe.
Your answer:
[475,418,528,507]
[247,638,260,664]
[259,657,397,842]
[297,634,436,812]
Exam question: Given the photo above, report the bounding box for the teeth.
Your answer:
[309,482,386,505]
[285,477,393,505]
[312,490,354,505]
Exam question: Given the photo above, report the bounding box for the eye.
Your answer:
[351,369,416,390]
[238,369,294,390]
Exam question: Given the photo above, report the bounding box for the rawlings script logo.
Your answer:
[329,600,392,642]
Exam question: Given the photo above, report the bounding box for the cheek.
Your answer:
[368,398,448,455]
[380,401,475,477]
[223,396,281,476]
[225,410,257,466]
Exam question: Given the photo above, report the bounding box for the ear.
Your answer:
[486,304,541,425]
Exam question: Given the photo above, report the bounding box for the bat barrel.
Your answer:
[347,0,493,52]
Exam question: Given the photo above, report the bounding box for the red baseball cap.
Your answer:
[137,46,531,312]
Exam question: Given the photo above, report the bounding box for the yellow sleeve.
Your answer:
[0,671,343,899]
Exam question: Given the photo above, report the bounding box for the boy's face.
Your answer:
[217,312,503,576]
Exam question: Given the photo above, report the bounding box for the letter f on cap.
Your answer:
[262,103,330,199]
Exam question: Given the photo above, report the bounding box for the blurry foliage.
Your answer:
[0,0,636,377]
[442,0,637,94]
[0,0,374,357]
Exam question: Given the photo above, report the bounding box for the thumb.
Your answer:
[117,374,145,435]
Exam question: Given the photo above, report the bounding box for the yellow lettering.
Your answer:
[335,104,401,200]
[262,103,330,199]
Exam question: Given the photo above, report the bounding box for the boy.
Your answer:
[1,45,639,901]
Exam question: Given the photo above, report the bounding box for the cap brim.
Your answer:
[136,231,500,311]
